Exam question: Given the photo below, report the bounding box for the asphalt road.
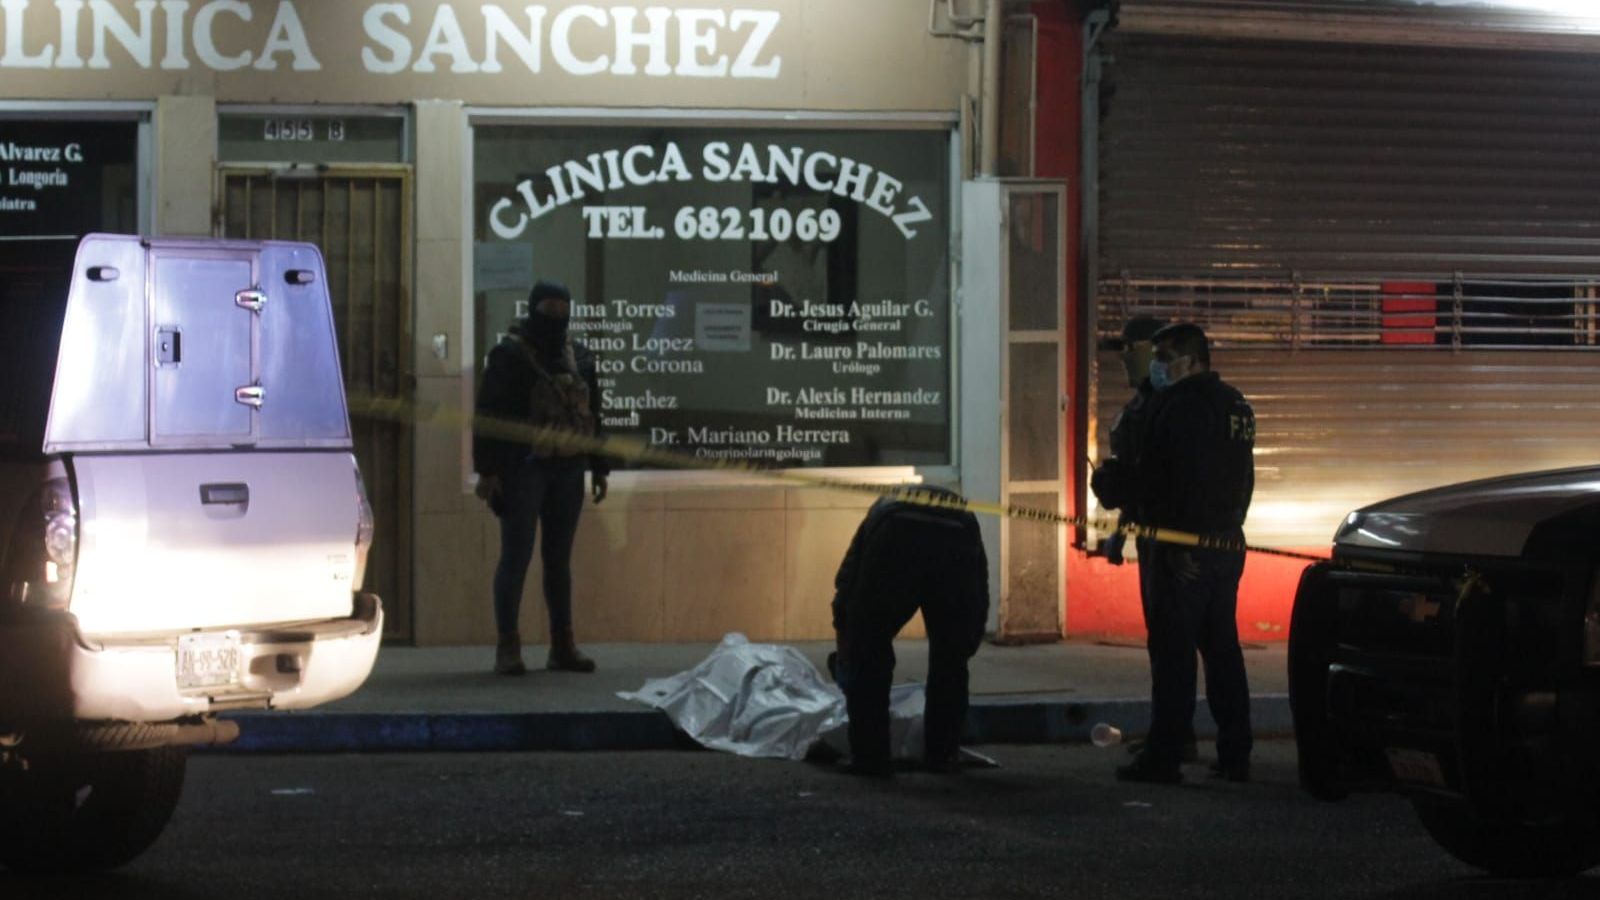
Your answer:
[4,741,1597,899]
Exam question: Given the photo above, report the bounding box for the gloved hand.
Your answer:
[475,474,504,517]
[1098,530,1127,566]
[1090,458,1132,510]
[592,473,609,505]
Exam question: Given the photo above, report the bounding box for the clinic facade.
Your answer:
[0,0,1086,646]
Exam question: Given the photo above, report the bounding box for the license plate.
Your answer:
[177,631,242,691]
[1386,748,1447,788]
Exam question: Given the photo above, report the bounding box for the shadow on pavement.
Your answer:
[0,872,209,900]
[1376,874,1600,900]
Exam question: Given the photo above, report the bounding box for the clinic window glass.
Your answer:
[472,126,952,468]
[0,120,138,239]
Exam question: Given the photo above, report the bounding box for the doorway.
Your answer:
[216,165,415,642]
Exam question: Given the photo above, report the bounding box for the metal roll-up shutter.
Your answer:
[1091,33,1600,550]
[1095,348,1600,548]
[1099,33,1600,279]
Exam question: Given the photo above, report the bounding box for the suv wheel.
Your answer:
[1412,795,1600,877]
[0,745,187,873]
[1289,563,1347,801]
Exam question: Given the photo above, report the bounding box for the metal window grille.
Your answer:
[1099,274,1600,350]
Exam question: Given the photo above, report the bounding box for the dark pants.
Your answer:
[492,457,586,636]
[837,529,987,765]
[1139,539,1253,769]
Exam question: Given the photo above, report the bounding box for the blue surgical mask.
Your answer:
[1149,359,1173,391]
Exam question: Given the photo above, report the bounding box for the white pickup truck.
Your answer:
[0,234,383,872]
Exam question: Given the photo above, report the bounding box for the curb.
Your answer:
[208,695,1292,754]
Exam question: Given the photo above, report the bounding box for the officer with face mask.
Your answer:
[1117,322,1255,785]
[473,280,609,676]
[1091,315,1163,565]
[1090,315,1200,765]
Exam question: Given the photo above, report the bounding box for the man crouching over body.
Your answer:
[829,486,989,776]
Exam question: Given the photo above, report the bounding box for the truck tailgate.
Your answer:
[68,452,360,635]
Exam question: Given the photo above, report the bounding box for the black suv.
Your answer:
[1291,466,1600,876]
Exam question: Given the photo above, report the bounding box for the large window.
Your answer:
[472,124,952,468]
[0,119,139,239]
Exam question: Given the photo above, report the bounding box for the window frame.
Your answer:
[461,107,962,491]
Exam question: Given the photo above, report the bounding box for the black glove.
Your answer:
[1099,530,1126,566]
[1090,458,1133,511]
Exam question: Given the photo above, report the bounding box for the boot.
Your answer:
[547,627,596,673]
[494,632,527,676]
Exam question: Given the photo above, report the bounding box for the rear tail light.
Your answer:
[354,468,375,591]
[7,477,78,609]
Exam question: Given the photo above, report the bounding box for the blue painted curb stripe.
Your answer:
[207,695,1292,754]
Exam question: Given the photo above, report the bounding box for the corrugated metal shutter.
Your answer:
[1095,349,1600,548]
[1091,33,1600,550]
[1099,33,1600,279]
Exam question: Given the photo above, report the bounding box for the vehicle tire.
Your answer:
[0,745,187,874]
[1412,796,1600,877]
[1288,562,1347,801]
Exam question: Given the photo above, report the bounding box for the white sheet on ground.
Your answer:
[616,632,928,761]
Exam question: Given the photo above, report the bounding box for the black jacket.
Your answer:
[1090,379,1155,513]
[831,488,989,637]
[472,333,610,478]
[1133,371,1254,537]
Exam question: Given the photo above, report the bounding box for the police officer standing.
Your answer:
[1091,315,1199,765]
[1090,315,1163,565]
[830,486,989,776]
[1116,323,1255,784]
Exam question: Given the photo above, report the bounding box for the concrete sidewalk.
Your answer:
[216,639,1291,753]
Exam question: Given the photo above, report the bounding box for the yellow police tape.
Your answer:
[346,393,1330,565]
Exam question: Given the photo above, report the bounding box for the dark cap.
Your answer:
[1151,321,1210,364]
[1102,315,1164,351]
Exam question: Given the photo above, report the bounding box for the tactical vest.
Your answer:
[520,340,596,457]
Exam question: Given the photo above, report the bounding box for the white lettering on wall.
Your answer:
[253,0,318,71]
[413,2,477,73]
[673,8,724,78]
[158,0,185,68]
[88,0,153,69]
[2,0,54,67]
[728,9,779,79]
[192,0,250,70]
[55,0,84,68]
[361,3,409,74]
[549,4,606,76]
[607,6,670,77]
[479,4,543,74]
[0,2,787,79]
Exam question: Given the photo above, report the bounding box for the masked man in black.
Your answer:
[474,280,609,676]
[1117,322,1255,785]
[830,486,989,776]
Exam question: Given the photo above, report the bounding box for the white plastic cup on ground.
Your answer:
[1090,723,1122,748]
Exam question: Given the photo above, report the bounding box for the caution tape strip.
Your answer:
[346,393,1333,565]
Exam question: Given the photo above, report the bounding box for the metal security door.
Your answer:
[216,165,414,642]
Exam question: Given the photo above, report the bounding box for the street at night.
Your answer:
[4,741,1594,900]
[10,0,1600,895]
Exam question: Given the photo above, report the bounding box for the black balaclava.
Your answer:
[521,280,572,357]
